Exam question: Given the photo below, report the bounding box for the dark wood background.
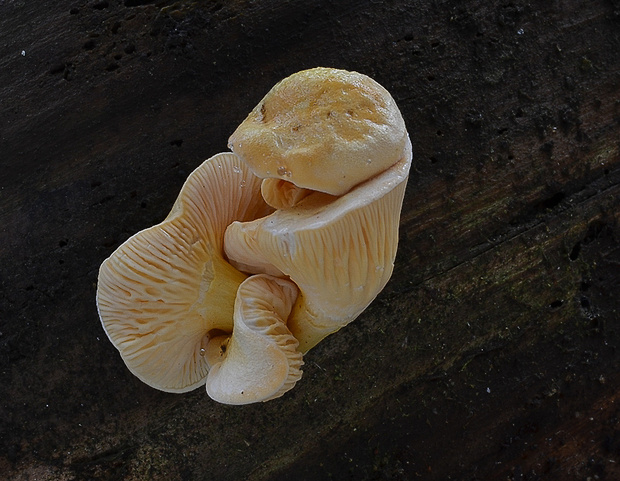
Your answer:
[1,1,619,479]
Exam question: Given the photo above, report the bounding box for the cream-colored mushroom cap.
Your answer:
[225,137,412,352]
[96,153,272,393]
[228,67,407,197]
[206,274,303,405]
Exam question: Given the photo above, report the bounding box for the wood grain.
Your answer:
[1,0,618,479]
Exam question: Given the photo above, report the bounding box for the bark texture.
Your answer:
[1,0,619,479]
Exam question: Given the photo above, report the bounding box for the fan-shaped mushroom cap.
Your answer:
[228,67,408,197]
[225,137,412,352]
[96,153,272,393]
[206,274,303,405]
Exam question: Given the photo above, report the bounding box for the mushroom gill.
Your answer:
[225,137,412,352]
[206,274,303,404]
[96,153,272,393]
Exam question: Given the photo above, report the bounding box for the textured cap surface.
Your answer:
[228,67,407,196]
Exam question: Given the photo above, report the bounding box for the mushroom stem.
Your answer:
[199,255,248,333]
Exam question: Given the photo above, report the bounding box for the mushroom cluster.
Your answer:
[97,67,412,405]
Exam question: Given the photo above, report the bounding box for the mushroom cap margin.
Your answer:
[206,274,303,405]
[96,152,272,393]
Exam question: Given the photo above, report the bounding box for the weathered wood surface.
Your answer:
[1,0,618,479]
